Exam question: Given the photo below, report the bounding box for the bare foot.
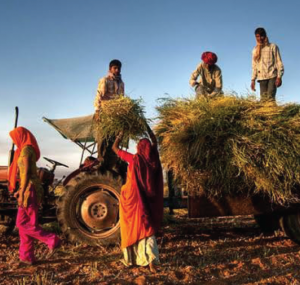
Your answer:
[149,262,157,273]
[18,259,35,267]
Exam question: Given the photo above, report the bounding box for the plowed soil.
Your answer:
[1,212,300,284]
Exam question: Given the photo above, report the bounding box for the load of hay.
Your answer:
[94,95,149,143]
[155,95,300,205]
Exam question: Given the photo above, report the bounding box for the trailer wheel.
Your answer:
[280,213,300,244]
[254,214,281,234]
[57,171,122,246]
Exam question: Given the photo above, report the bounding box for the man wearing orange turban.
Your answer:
[190,51,223,99]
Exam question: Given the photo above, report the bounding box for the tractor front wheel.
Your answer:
[57,171,122,246]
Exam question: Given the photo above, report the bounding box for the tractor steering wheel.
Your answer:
[43,157,69,172]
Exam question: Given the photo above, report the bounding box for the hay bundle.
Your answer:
[155,95,300,205]
[94,95,149,142]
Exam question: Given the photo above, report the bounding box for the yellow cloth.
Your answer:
[121,235,160,267]
[18,146,43,207]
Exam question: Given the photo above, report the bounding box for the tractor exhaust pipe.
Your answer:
[8,106,19,166]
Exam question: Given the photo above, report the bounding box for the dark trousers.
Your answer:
[96,132,128,177]
[259,77,277,102]
[94,114,128,176]
[97,135,119,169]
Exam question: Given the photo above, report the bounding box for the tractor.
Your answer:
[2,107,300,246]
[0,107,185,245]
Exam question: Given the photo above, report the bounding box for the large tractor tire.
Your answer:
[280,212,300,244]
[57,170,122,246]
[254,213,281,234]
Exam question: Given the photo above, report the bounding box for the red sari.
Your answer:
[118,139,163,249]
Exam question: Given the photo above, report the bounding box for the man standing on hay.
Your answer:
[94,59,125,165]
[251,27,284,102]
[189,51,223,99]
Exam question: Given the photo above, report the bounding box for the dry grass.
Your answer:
[1,213,300,284]
[94,95,149,143]
[155,95,300,205]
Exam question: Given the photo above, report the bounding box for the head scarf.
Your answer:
[254,36,269,62]
[136,139,158,168]
[8,127,40,192]
[133,138,164,232]
[202,52,218,66]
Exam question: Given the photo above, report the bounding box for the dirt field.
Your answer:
[1,211,300,285]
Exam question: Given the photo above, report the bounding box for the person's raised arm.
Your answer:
[112,132,123,154]
[147,124,157,147]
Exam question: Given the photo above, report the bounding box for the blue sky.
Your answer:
[1,0,300,176]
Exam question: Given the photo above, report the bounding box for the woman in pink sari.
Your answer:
[8,127,61,265]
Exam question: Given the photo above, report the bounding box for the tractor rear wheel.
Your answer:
[280,212,300,244]
[57,171,122,246]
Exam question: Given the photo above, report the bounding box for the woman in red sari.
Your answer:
[8,127,61,265]
[112,127,164,272]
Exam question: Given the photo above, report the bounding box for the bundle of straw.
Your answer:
[94,95,149,143]
[156,95,300,205]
